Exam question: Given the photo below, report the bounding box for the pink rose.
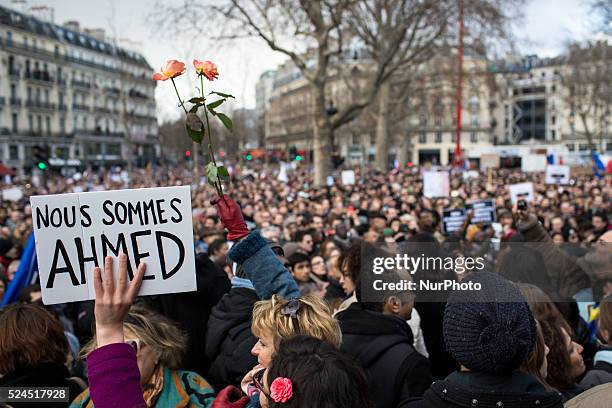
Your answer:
[269,377,293,403]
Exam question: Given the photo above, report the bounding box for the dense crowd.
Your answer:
[0,161,610,408]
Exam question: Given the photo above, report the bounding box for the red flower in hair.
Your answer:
[270,377,293,403]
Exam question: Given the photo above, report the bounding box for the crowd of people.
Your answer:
[0,161,610,408]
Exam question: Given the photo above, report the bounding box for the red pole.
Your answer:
[454,0,464,167]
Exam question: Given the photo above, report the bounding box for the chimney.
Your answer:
[84,28,106,41]
[63,20,80,32]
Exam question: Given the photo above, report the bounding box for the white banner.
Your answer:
[423,171,450,198]
[30,186,197,305]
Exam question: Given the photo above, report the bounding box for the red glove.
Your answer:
[211,195,250,241]
[211,385,250,408]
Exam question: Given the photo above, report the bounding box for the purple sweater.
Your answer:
[86,343,146,408]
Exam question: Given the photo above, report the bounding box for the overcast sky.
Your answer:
[0,0,597,123]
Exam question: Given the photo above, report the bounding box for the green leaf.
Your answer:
[205,162,218,184]
[185,113,205,144]
[217,165,230,181]
[188,97,204,104]
[207,99,225,110]
[210,91,235,99]
[217,112,233,131]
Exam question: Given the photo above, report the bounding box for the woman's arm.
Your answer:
[88,254,147,408]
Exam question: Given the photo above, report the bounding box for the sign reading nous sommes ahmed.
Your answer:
[30,186,197,305]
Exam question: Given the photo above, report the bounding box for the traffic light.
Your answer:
[246,153,252,161]
[185,150,191,160]
[33,145,49,171]
[295,155,302,161]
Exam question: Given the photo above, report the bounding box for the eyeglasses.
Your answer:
[253,368,270,399]
[125,339,142,353]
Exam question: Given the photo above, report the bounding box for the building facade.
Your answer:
[0,6,158,173]
[260,43,611,167]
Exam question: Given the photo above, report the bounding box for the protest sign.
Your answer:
[480,154,500,170]
[2,187,23,202]
[30,186,197,305]
[466,199,496,224]
[423,171,450,198]
[277,162,289,183]
[521,154,547,172]
[442,209,466,234]
[509,182,534,204]
[545,165,570,185]
[341,170,356,185]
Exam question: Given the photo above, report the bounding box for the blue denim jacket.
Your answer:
[228,230,299,300]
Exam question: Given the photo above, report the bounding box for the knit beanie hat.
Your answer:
[443,272,536,375]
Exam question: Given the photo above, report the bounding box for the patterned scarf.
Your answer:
[142,364,165,407]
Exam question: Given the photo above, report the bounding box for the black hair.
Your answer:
[267,335,371,408]
[287,252,310,269]
[294,230,312,244]
[208,238,227,256]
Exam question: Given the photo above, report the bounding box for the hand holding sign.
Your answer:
[94,254,146,347]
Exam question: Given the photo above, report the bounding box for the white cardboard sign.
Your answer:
[521,154,547,172]
[2,187,23,201]
[545,165,570,185]
[341,170,356,185]
[509,182,534,204]
[30,186,197,305]
[423,171,450,198]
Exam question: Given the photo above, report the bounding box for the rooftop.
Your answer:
[0,5,151,69]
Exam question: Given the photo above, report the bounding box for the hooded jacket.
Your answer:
[405,371,563,408]
[337,302,432,408]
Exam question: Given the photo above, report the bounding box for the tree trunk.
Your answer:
[397,134,411,167]
[375,81,390,171]
[311,83,332,186]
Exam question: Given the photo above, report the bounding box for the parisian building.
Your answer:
[0,5,159,173]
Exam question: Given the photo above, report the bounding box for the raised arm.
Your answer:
[213,195,299,300]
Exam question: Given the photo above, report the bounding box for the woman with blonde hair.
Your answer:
[71,274,216,408]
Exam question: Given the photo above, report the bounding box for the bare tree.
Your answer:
[561,41,611,154]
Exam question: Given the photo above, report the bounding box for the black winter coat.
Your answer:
[143,254,230,377]
[405,371,563,408]
[0,363,86,407]
[337,302,432,408]
[205,287,259,392]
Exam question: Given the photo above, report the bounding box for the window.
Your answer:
[551,130,556,140]
[37,115,42,134]
[11,113,18,132]
[9,145,18,160]
[418,132,426,143]
[551,115,556,125]
[46,116,51,135]
[435,132,442,143]
[44,89,49,103]
[106,143,121,156]
[435,117,441,127]
[504,118,509,129]
[567,144,575,152]
[10,84,17,99]
[32,38,37,49]
[7,31,12,45]
[470,132,477,143]
[60,116,66,134]
[27,87,32,101]
[54,45,59,56]
[471,113,478,127]
[606,143,612,152]
[578,144,588,152]
[352,134,360,145]
[28,114,33,132]
[23,36,28,48]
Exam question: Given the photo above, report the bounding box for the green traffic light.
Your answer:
[37,162,47,170]
[295,155,302,161]
[246,154,252,161]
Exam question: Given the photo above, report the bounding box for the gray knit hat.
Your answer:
[443,272,536,374]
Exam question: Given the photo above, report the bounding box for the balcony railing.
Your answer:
[26,100,57,110]
[71,80,92,89]
[10,97,22,107]
[104,87,121,95]
[24,70,54,84]
[94,106,112,114]
[58,104,68,111]
[8,69,20,79]
[72,103,91,111]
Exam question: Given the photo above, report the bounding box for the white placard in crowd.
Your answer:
[480,154,500,170]
[521,154,547,172]
[509,182,534,204]
[2,187,23,202]
[30,186,197,305]
[277,162,289,183]
[423,171,450,198]
[545,165,570,185]
[341,170,356,185]
[326,176,335,186]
